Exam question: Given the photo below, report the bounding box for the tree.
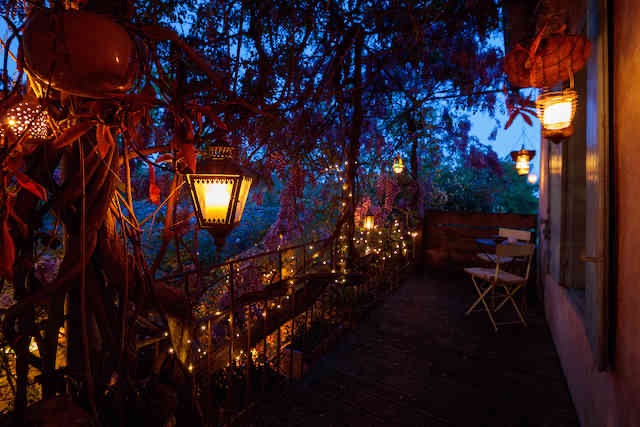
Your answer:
[0,0,508,424]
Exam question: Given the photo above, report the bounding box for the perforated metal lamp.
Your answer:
[510,146,536,176]
[186,145,252,249]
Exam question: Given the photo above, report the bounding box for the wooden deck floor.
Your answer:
[240,271,578,426]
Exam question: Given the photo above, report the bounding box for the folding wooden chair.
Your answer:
[476,227,532,265]
[464,242,535,331]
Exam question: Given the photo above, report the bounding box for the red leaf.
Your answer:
[156,153,174,163]
[4,157,24,174]
[51,122,95,149]
[0,216,15,279]
[521,107,538,117]
[179,143,196,173]
[15,171,47,201]
[7,197,27,237]
[504,110,518,130]
[96,124,114,159]
[189,105,228,131]
[521,112,533,126]
[148,165,161,205]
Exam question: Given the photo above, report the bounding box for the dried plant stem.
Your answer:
[79,140,97,420]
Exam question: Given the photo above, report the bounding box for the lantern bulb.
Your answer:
[515,154,530,176]
[542,102,573,130]
[536,89,578,142]
[527,173,538,184]
[205,183,231,208]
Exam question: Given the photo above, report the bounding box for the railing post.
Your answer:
[229,263,234,366]
[289,294,294,381]
[206,318,212,427]
[245,305,251,408]
[278,248,284,282]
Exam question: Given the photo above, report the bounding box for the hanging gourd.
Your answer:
[504,26,591,89]
[22,10,138,98]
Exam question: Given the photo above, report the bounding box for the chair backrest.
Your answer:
[498,227,531,242]
[495,243,535,280]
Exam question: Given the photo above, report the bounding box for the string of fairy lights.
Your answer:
[153,157,419,376]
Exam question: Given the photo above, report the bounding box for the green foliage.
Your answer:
[492,159,540,214]
[425,157,539,214]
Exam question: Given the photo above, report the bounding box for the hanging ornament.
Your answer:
[4,100,50,140]
[536,87,578,143]
[22,10,138,98]
[392,155,404,174]
[186,145,253,249]
[510,146,536,176]
[504,25,591,89]
[362,212,375,230]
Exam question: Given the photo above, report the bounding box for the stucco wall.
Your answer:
[543,1,640,426]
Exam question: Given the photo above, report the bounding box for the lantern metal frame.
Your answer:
[510,146,536,176]
[186,145,253,249]
[536,87,578,143]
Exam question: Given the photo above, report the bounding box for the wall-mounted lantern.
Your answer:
[536,88,578,143]
[186,145,252,249]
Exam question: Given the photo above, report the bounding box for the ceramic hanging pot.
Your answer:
[22,10,138,98]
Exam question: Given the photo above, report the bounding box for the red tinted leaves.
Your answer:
[0,214,15,279]
[179,143,196,173]
[96,124,115,159]
[15,171,47,201]
[148,165,161,205]
[51,122,95,149]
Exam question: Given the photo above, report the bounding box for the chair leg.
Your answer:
[495,284,527,327]
[466,276,498,332]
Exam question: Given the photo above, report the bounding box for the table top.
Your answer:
[475,237,505,247]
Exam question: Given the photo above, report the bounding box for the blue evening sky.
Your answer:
[1,17,540,175]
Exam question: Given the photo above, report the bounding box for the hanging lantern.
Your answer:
[510,147,535,176]
[527,173,538,184]
[363,214,375,230]
[392,155,404,174]
[186,145,252,249]
[536,88,578,143]
[4,100,50,140]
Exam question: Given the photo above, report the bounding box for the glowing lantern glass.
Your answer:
[363,214,375,230]
[186,146,252,249]
[510,147,535,176]
[4,101,50,140]
[527,173,538,184]
[392,155,404,174]
[536,89,578,142]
